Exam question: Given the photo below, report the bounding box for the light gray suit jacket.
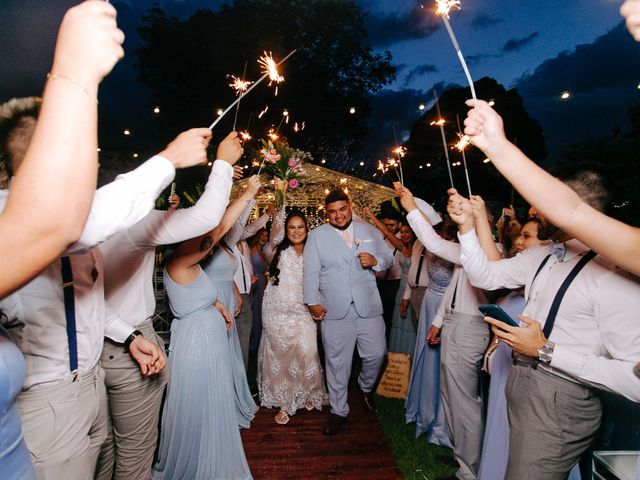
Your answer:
[303,221,394,320]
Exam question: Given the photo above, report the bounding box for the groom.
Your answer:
[304,189,394,435]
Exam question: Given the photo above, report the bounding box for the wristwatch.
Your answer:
[124,330,143,351]
[537,340,556,364]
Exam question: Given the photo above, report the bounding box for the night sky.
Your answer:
[1,0,638,165]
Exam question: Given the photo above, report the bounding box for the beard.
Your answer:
[537,219,559,240]
[330,218,352,231]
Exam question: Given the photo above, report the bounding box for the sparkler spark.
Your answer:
[258,106,269,119]
[377,161,388,174]
[392,146,407,158]
[240,131,252,141]
[430,118,446,127]
[228,75,253,95]
[454,133,471,152]
[435,0,460,18]
[258,51,285,85]
[293,122,299,132]
[267,129,279,142]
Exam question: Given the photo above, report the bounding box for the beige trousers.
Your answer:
[98,320,170,480]
[19,366,109,480]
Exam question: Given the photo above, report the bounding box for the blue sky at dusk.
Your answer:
[1,0,638,163]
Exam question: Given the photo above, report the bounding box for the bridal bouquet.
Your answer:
[259,138,310,207]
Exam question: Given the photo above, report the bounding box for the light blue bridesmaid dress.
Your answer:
[203,246,257,428]
[0,325,35,479]
[153,268,252,480]
[405,253,453,446]
[388,251,417,355]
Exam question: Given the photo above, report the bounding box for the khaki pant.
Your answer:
[19,366,109,480]
[99,320,170,480]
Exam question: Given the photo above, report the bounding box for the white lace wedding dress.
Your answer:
[257,213,328,416]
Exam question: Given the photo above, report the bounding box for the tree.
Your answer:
[136,0,395,163]
[400,77,547,208]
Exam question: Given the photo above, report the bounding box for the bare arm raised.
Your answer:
[0,1,125,297]
[464,99,640,275]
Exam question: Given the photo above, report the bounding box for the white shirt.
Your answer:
[402,240,430,299]
[99,160,233,329]
[233,212,269,295]
[406,209,489,327]
[375,235,402,281]
[0,155,176,389]
[459,228,640,402]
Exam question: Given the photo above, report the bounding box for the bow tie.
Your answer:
[550,241,567,262]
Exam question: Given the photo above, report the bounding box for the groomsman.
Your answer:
[449,165,640,479]
[304,189,393,435]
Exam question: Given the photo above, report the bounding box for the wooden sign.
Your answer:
[376,352,411,399]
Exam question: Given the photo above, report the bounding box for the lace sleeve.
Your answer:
[265,208,286,263]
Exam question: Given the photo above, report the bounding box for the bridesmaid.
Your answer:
[248,228,269,354]
[153,221,253,479]
[388,225,417,355]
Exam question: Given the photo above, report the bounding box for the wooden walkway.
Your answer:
[241,388,403,479]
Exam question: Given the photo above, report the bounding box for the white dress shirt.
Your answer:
[458,228,640,402]
[406,209,489,328]
[99,160,233,329]
[0,155,176,388]
[375,235,402,281]
[233,211,270,294]
[402,240,430,299]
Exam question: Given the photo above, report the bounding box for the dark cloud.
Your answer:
[465,53,502,65]
[404,64,438,85]
[502,32,540,53]
[469,14,503,29]
[364,5,440,47]
[515,22,640,160]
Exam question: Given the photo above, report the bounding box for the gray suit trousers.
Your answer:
[320,303,386,417]
[505,361,601,480]
[19,366,109,480]
[440,311,490,480]
[98,320,170,480]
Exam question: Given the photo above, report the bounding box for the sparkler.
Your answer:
[258,51,285,96]
[228,61,251,131]
[434,0,477,100]
[208,49,297,130]
[432,90,455,189]
[455,114,472,195]
[392,125,405,186]
[239,131,252,142]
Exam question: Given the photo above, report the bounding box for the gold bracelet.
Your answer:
[47,72,99,105]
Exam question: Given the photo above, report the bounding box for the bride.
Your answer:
[257,209,328,424]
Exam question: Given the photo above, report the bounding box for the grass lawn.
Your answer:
[376,395,457,480]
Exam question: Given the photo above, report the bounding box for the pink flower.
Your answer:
[288,179,299,189]
[262,148,281,164]
[288,157,298,168]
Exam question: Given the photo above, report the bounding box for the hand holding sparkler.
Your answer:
[463,99,510,160]
[446,187,474,232]
[393,182,418,214]
[216,131,244,166]
[246,175,262,197]
[159,128,212,169]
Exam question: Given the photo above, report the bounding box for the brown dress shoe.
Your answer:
[359,387,377,414]
[323,413,348,435]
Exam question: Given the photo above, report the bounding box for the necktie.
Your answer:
[551,242,567,262]
[343,230,353,248]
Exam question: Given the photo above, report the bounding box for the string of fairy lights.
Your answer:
[96,0,640,187]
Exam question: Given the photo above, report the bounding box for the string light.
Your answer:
[217,108,224,116]
[153,106,160,114]
[560,91,571,100]
[123,129,131,136]
[349,107,356,114]
[488,100,495,106]
[133,153,138,158]
[483,158,491,163]
[283,109,289,116]
[418,104,426,111]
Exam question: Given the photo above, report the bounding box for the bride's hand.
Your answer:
[308,304,326,321]
[214,300,234,330]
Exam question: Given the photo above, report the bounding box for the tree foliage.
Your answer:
[136,0,395,160]
[400,77,547,208]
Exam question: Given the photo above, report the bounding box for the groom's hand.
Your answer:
[358,252,378,269]
[308,304,326,321]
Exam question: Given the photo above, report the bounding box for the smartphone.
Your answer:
[478,304,520,328]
